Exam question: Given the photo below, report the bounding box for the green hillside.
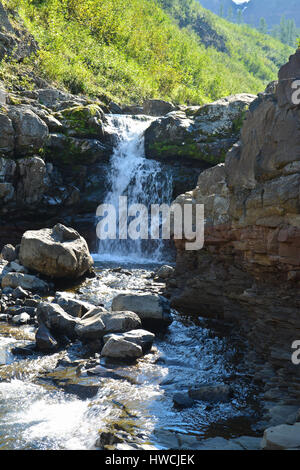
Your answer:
[2,0,293,105]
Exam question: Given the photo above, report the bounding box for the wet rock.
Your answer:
[62,383,100,399]
[103,329,155,353]
[155,265,175,280]
[12,286,29,300]
[9,261,28,274]
[95,431,124,449]
[173,392,194,409]
[261,423,300,450]
[111,293,172,330]
[19,224,94,279]
[188,383,231,403]
[11,345,35,356]
[12,312,30,325]
[75,309,141,342]
[0,314,9,322]
[101,336,143,360]
[54,292,94,318]
[1,272,49,293]
[1,244,16,262]
[35,323,58,352]
[36,302,79,339]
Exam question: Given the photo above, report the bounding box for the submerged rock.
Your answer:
[188,383,231,403]
[19,223,93,279]
[111,293,172,330]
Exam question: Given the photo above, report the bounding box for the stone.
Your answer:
[16,157,46,205]
[11,312,30,324]
[173,392,194,409]
[35,323,58,352]
[155,265,175,279]
[12,286,29,299]
[1,244,16,262]
[9,261,28,274]
[7,107,49,155]
[143,99,177,116]
[188,383,231,403]
[75,309,141,342]
[36,302,79,339]
[261,424,300,450]
[1,272,49,293]
[103,329,155,352]
[19,224,93,279]
[101,336,143,360]
[0,113,14,154]
[54,292,94,318]
[111,293,172,330]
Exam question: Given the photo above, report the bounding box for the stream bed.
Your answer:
[0,262,263,450]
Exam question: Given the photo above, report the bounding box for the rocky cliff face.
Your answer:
[166,50,300,404]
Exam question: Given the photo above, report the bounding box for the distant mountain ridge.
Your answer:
[198,0,300,28]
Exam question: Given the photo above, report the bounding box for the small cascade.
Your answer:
[94,115,173,264]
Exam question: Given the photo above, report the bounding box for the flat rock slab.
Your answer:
[261,423,300,449]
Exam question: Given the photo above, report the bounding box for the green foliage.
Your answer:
[2,0,293,105]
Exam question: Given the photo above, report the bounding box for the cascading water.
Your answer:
[93,115,173,264]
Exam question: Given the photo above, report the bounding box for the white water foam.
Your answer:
[94,115,173,264]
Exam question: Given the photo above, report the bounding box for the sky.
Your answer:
[233,0,250,3]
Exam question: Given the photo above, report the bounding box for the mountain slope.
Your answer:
[198,0,300,28]
[0,0,293,105]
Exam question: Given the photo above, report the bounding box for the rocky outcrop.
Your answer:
[144,94,256,165]
[166,50,300,403]
[19,224,94,279]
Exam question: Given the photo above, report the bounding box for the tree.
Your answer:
[258,17,268,35]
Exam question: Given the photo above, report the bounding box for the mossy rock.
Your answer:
[58,104,103,138]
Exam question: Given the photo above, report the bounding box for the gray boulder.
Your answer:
[7,107,49,155]
[101,335,143,360]
[19,223,93,279]
[111,293,172,330]
[75,309,141,342]
[103,329,155,352]
[1,272,49,293]
[16,157,46,205]
[155,265,175,279]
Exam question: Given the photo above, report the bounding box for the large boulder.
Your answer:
[261,424,300,450]
[143,99,177,116]
[111,293,172,330]
[1,272,49,293]
[75,309,141,342]
[19,224,94,279]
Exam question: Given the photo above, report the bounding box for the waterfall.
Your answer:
[94,115,173,264]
